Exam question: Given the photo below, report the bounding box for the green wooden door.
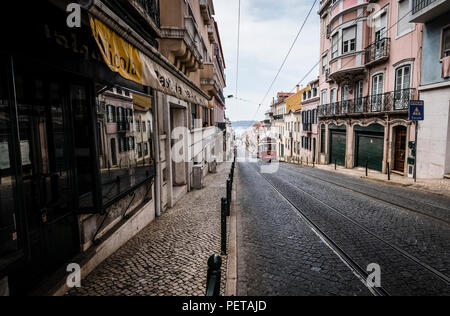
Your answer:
[330,131,346,166]
[356,134,384,171]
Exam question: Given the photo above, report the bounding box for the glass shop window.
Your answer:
[0,66,19,257]
[96,89,155,207]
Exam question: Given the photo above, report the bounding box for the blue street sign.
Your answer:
[409,100,424,121]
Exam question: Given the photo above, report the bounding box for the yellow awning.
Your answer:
[90,15,208,106]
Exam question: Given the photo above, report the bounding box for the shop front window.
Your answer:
[97,89,155,207]
[0,65,19,257]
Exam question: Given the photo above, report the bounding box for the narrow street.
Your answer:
[236,148,450,296]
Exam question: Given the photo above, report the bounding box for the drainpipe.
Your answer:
[152,88,162,218]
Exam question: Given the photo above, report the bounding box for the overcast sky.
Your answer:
[214,0,320,122]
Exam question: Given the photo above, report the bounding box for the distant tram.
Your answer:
[257,137,277,161]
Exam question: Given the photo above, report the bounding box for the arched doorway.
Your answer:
[393,126,407,172]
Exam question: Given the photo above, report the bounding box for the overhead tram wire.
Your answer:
[235,0,242,100]
[254,0,319,119]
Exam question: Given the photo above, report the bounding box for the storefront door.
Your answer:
[9,62,83,292]
[394,126,407,172]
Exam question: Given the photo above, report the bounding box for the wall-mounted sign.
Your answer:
[89,16,208,106]
[409,100,424,121]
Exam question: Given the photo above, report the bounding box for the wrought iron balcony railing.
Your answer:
[118,121,131,132]
[364,38,390,66]
[319,89,416,117]
[136,0,160,27]
[412,0,437,14]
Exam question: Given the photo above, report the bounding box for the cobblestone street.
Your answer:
[68,163,231,296]
[237,149,450,296]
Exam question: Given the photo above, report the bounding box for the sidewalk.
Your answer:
[67,163,232,296]
[310,163,450,198]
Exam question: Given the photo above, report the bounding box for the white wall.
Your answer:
[417,86,450,178]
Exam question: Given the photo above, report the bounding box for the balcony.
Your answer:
[410,0,450,23]
[208,25,216,44]
[319,89,417,118]
[160,16,204,75]
[200,0,213,25]
[117,121,131,133]
[364,38,390,67]
[201,63,219,96]
[273,114,284,121]
[134,0,160,27]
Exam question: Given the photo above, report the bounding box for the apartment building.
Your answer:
[318,0,422,175]
[301,79,321,164]
[271,93,294,160]
[284,86,309,163]
[0,0,227,295]
[159,0,227,208]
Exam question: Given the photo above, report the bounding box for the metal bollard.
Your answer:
[221,197,227,255]
[387,162,391,181]
[335,160,337,170]
[226,178,231,217]
[366,160,369,177]
[206,254,222,297]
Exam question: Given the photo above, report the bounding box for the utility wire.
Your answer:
[257,0,319,112]
[235,0,242,100]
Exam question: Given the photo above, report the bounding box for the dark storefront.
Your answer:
[355,124,385,172]
[329,125,346,166]
[0,2,155,294]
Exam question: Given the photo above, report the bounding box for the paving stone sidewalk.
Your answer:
[309,163,450,198]
[68,163,231,296]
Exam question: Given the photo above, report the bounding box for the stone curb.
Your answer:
[225,164,238,296]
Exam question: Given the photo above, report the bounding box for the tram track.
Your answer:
[252,164,450,295]
[280,163,450,226]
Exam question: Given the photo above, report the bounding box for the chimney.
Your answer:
[296,85,300,93]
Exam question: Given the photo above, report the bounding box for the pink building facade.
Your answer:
[318,0,423,176]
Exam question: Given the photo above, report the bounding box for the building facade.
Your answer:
[271,93,294,161]
[300,79,321,164]
[0,0,228,295]
[410,0,450,179]
[318,0,423,175]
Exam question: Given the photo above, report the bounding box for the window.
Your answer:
[138,143,143,158]
[397,0,414,36]
[395,65,411,91]
[136,119,141,132]
[371,74,384,111]
[107,105,115,123]
[355,80,364,112]
[322,55,328,75]
[202,107,208,127]
[129,137,135,151]
[117,107,125,122]
[395,65,412,109]
[144,143,149,156]
[442,26,450,58]
[191,104,198,129]
[331,33,339,58]
[321,90,327,105]
[342,26,356,54]
[321,125,326,154]
[119,136,127,153]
